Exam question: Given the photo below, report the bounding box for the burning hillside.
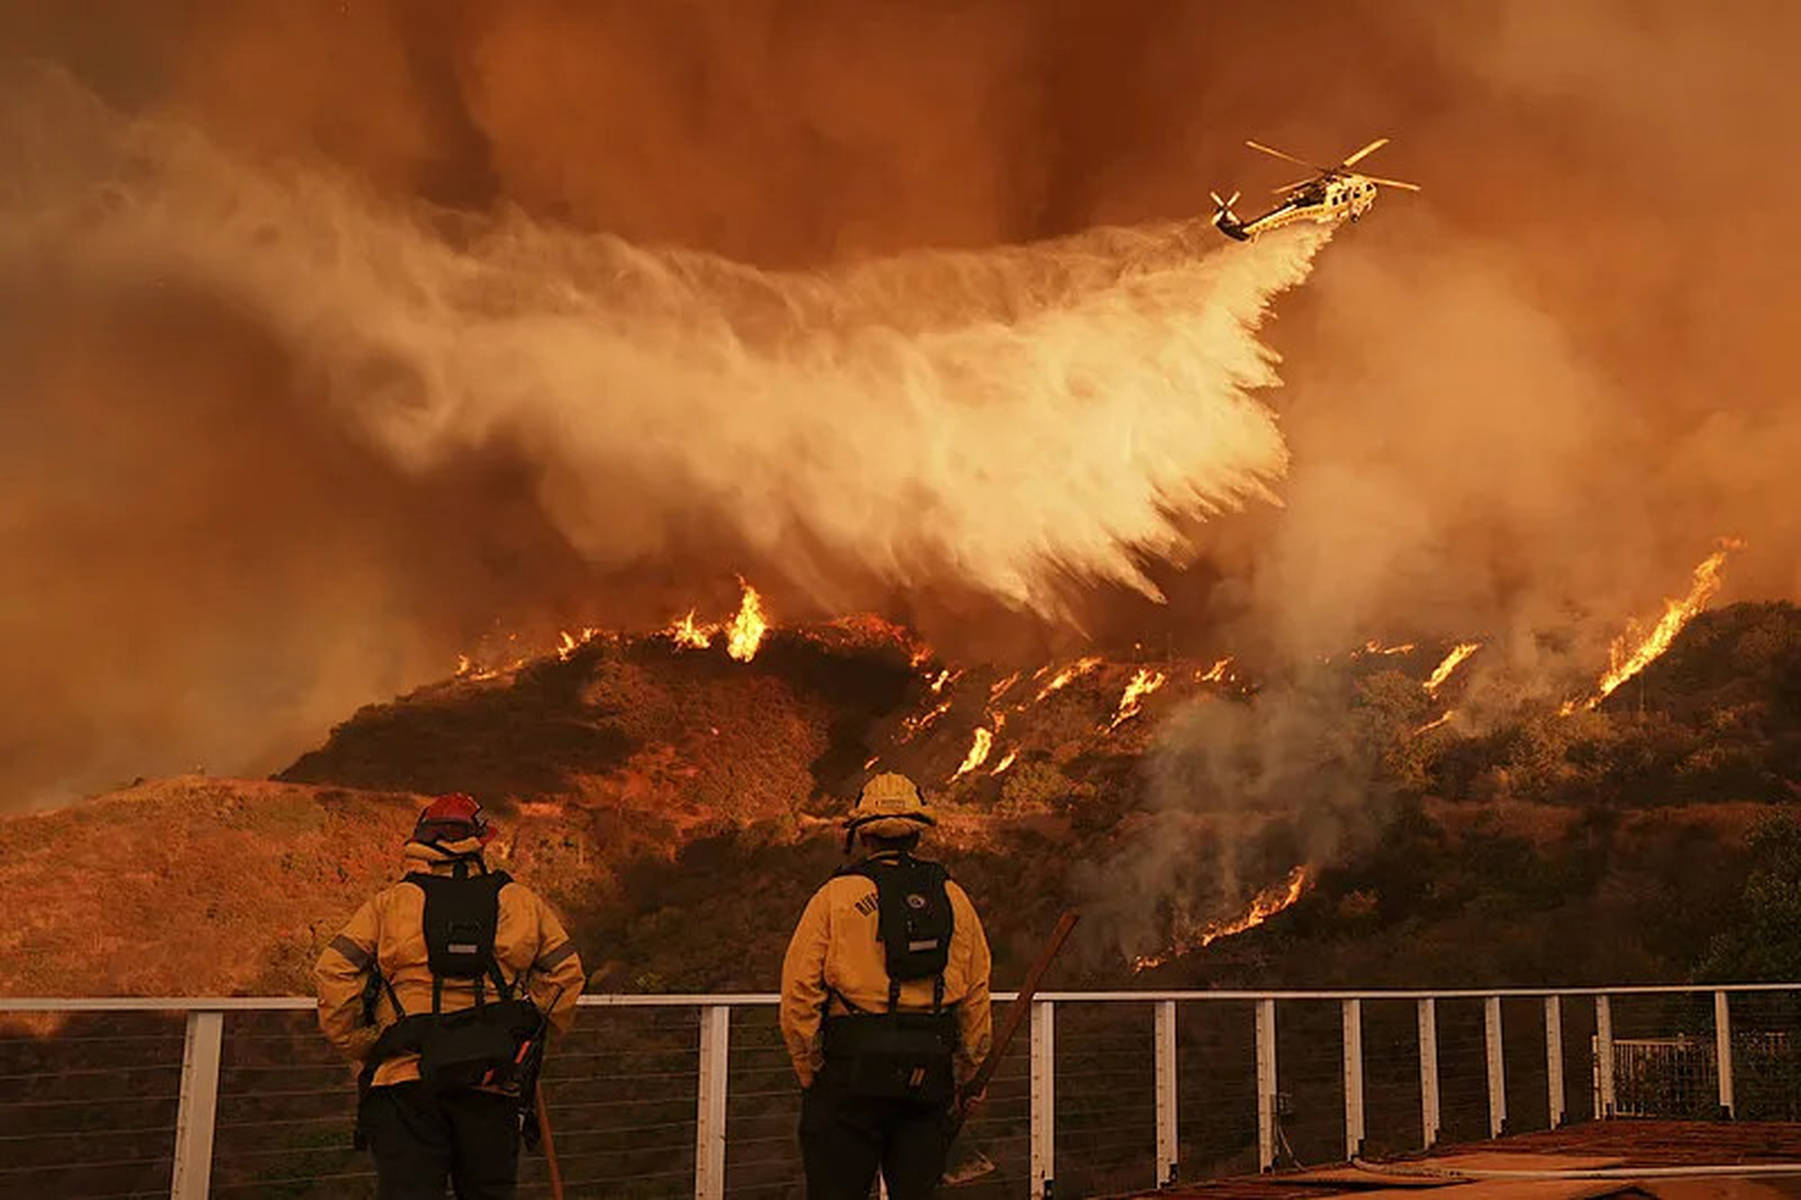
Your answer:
[272,542,1765,975]
[5,592,1801,997]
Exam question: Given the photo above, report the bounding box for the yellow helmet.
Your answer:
[844,772,936,841]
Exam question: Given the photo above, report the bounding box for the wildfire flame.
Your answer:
[1412,709,1456,737]
[900,699,953,742]
[1132,866,1311,972]
[1034,656,1102,702]
[988,671,1022,704]
[1562,540,1742,714]
[665,580,768,661]
[726,583,768,663]
[990,749,1018,776]
[670,610,714,649]
[1108,668,1167,730]
[1197,656,1234,684]
[929,669,958,695]
[952,727,994,780]
[1358,640,1416,657]
[1424,642,1481,697]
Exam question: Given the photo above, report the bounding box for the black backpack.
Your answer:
[365,867,543,1094]
[821,854,960,1103]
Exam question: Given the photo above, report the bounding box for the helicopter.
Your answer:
[1211,137,1419,242]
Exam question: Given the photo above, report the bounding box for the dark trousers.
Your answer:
[800,1073,951,1200]
[360,1081,521,1200]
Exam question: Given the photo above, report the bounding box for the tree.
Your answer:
[1696,810,1801,981]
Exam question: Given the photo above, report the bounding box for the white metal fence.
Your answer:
[1,985,1798,1199]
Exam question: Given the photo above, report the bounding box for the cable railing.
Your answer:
[1,984,1798,1199]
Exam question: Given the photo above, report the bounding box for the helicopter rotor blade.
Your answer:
[1270,177,1315,194]
[1365,175,1422,192]
[1245,140,1321,170]
[1339,137,1390,168]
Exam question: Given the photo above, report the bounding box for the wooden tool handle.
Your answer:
[535,1081,565,1200]
[951,910,1079,1134]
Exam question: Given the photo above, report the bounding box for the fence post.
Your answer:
[1545,996,1565,1128]
[1031,1000,1056,1200]
[1154,1001,1178,1187]
[695,1005,730,1200]
[1417,998,1440,1149]
[1594,994,1615,1119]
[1484,996,1507,1138]
[1255,999,1276,1172]
[1342,999,1364,1160]
[1714,990,1735,1120]
[171,1010,223,1200]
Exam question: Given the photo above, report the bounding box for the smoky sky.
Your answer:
[4,0,1800,807]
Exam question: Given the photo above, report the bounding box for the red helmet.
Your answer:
[411,793,496,846]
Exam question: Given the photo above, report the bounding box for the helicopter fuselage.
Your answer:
[1214,173,1382,241]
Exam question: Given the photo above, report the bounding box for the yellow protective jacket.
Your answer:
[779,853,992,1089]
[314,839,585,1087]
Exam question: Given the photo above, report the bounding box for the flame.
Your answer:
[1412,709,1456,737]
[900,699,953,741]
[1423,642,1481,697]
[990,749,1018,776]
[1107,668,1167,730]
[929,669,958,695]
[1357,640,1416,658]
[726,583,768,662]
[455,654,473,677]
[988,671,1022,704]
[1563,540,1742,713]
[863,755,879,770]
[952,727,994,780]
[670,610,715,649]
[1034,656,1102,702]
[1197,656,1234,683]
[556,628,602,662]
[1132,866,1310,972]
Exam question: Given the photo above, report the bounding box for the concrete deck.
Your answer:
[1146,1122,1801,1200]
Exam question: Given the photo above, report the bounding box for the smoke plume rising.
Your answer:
[2,65,1322,804]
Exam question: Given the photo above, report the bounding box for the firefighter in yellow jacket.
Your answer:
[781,773,993,1200]
[315,793,584,1200]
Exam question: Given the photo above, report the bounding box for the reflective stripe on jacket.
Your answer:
[314,838,585,1087]
[779,854,993,1089]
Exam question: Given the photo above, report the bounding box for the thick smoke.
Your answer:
[1,66,1322,804]
[1079,670,1384,965]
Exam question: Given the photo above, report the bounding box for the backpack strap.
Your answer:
[486,872,515,1002]
[381,970,405,1020]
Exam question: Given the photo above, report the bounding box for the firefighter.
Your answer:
[315,793,584,1200]
[780,773,993,1200]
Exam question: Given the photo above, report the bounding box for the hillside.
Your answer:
[4,602,1800,998]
